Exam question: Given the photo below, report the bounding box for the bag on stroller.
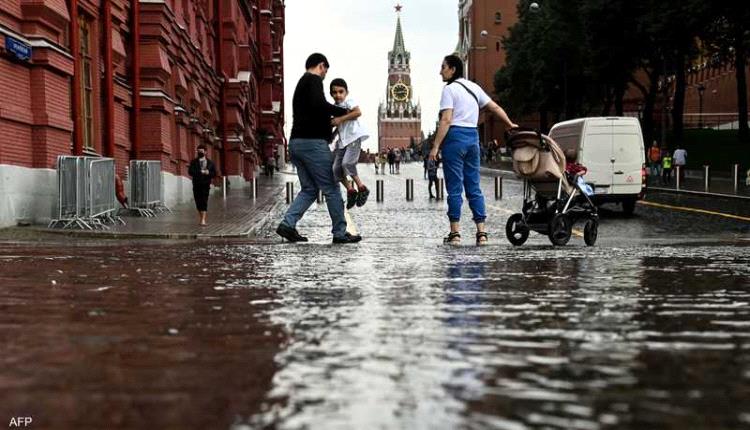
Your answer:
[510,130,568,186]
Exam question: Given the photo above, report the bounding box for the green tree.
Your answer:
[579,0,643,116]
[496,0,741,148]
[703,0,750,143]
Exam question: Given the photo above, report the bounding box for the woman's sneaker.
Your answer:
[356,187,370,207]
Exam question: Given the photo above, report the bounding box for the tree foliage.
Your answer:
[495,0,746,144]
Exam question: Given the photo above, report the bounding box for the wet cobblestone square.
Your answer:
[2,165,750,429]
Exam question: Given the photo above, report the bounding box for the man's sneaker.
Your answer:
[346,190,357,209]
[332,233,362,244]
[356,187,370,207]
[276,223,308,242]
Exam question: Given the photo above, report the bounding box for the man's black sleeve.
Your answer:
[188,159,198,178]
[311,77,348,117]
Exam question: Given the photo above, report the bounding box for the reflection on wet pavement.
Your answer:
[1,165,750,429]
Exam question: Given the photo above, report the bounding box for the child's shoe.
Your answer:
[346,189,358,209]
[356,187,370,207]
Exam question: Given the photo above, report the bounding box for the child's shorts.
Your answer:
[333,139,362,180]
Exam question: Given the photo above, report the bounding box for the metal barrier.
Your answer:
[250,178,258,200]
[128,160,170,217]
[436,178,445,200]
[49,156,124,230]
[495,177,503,200]
[703,165,710,192]
[87,158,121,228]
[56,156,79,221]
[286,182,295,204]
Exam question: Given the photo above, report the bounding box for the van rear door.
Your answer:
[611,119,645,195]
[580,119,613,192]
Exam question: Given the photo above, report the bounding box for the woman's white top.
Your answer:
[336,97,370,148]
[439,78,492,127]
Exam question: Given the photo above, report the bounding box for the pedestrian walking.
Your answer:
[429,54,517,245]
[388,148,395,174]
[329,78,371,209]
[379,151,387,174]
[673,146,687,184]
[188,143,217,226]
[276,53,362,244]
[265,156,275,177]
[428,156,440,198]
[648,140,661,177]
[661,151,673,185]
[395,149,402,174]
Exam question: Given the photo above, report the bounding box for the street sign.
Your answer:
[5,35,32,61]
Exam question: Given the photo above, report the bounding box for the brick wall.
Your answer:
[0,0,285,179]
[379,120,422,151]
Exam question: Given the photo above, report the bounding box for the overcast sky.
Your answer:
[283,0,458,152]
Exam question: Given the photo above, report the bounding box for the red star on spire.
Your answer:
[395,4,402,13]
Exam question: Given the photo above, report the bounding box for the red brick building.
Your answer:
[455,0,519,144]
[624,61,750,133]
[378,8,422,152]
[0,0,285,227]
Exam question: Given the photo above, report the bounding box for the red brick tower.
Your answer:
[378,5,422,152]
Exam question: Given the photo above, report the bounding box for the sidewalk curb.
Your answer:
[31,181,292,240]
[484,165,750,201]
[647,186,750,201]
[240,198,286,237]
[480,166,516,178]
[27,227,205,240]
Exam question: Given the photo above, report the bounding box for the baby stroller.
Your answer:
[504,129,599,246]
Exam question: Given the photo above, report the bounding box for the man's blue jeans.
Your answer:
[441,126,486,223]
[282,138,347,238]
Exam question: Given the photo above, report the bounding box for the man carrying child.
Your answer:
[330,78,371,209]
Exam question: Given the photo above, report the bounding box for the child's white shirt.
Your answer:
[335,97,370,149]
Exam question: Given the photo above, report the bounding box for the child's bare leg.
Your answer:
[340,177,354,191]
[351,175,365,190]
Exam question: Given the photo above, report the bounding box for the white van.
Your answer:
[549,117,646,215]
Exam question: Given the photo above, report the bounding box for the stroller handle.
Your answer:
[505,127,549,151]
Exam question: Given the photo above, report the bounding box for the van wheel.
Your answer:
[548,214,571,246]
[584,218,598,246]
[506,213,529,246]
[622,198,636,216]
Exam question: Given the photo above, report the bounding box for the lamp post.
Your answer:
[697,83,706,129]
[660,55,668,147]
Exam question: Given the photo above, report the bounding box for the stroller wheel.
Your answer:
[506,213,529,246]
[584,218,598,246]
[548,214,572,246]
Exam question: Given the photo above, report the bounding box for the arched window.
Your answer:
[495,11,502,24]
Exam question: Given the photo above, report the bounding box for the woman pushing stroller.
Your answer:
[428,55,518,245]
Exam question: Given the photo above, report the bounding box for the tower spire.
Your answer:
[392,6,406,54]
